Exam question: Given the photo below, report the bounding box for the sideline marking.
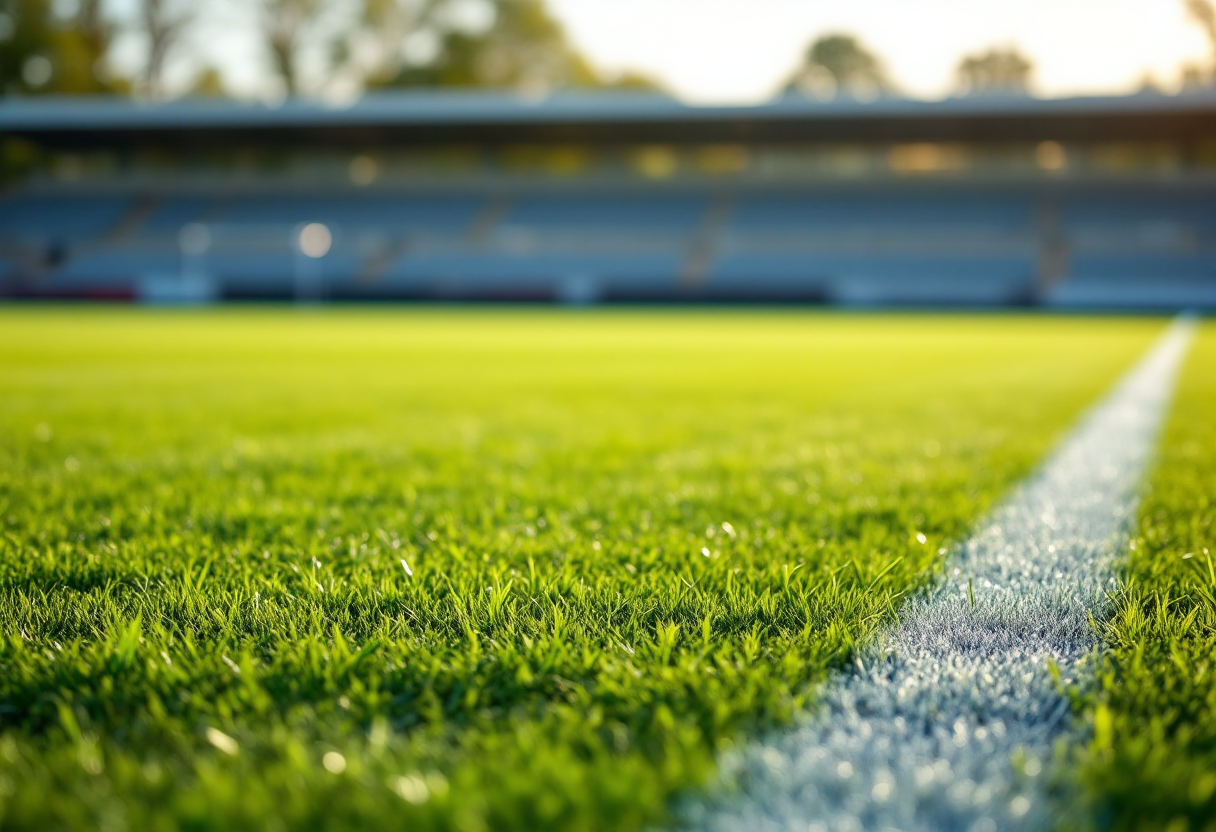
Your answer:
[685,317,1197,832]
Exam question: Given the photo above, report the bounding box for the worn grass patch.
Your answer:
[0,309,1161,832]
[1076,320,1216,832]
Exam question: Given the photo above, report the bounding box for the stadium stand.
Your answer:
[1,91,1214,307]
[0,192,134,244]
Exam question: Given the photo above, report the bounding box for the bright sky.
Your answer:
[547,0,1213,102]
[106,0,1213,101]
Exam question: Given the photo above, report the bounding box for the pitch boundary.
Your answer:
[683,316,1197,832]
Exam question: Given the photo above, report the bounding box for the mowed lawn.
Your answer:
[0,310,1162,831]
[1077,319,1216,832]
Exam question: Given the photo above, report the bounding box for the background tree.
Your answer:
[0,0,656,100]
[1186,0,1216,51]
[137,0,195,99]
[330,0,434,88]
[0,0,55,95]
[187,66,227,97]
[381,0,648,91]
[785,34,890,100]
[0,0,120,96]
[261,0,331,96]
[955,47,1033,96]
[1182,0,1216,87]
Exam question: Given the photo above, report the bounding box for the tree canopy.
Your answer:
[0,0,658,100]
[1183,0,1216,88]
[785,34,891,100]
[954,47,1034,97]
[0,0,121,96]
[384,0,597,90]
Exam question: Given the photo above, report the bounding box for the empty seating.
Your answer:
[706,253,1034,305]
[1049,278,1216,309]
[137,197,221,236]
[1,182,1212,307]
[0,193,134,244]
[729,194,1035,233]
[369,193,705,299]
[204,252,367,298]
[53,249,182,284]
[1048,252,1216,309]
[1068,253,1215,282]
[215,194,482,236]
[1064,194,1216,229]
[500,194,706,233]
[381,251,684,300]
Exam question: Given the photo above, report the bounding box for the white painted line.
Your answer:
[683,317,1197,832]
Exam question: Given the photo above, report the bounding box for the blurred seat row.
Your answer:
[1,186,1214,307]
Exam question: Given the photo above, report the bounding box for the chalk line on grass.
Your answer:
[683,317,1197,832]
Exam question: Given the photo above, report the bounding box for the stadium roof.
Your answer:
[3,89,1216,149]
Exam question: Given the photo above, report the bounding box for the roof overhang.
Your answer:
[3,90,1216,150]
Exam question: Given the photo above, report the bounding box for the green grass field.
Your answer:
[1075,322,1216,832]
[0,309,1196,831]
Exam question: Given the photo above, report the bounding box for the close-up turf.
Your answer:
[1074,322,1216,832]
[0,309,1204,831]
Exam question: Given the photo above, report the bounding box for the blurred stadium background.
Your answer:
[1,0,1215,308]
